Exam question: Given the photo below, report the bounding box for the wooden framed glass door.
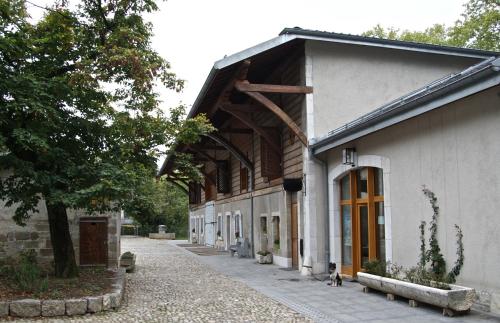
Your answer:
[340,167,385,278]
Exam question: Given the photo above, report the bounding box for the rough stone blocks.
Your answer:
[87,296,103,313]
[0,302,8,317]
[102,294,112,311]
[9,299,41,317]
[15,231,31,240]
[42,300,65,317]
[109,292,122,309]
[65,299,87,316]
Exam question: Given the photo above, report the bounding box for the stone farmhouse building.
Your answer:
[0,191,121,269]
[159,28,499,314]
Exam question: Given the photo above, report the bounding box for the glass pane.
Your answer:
[341,205,352,266]
[356,168,368,199]
[360,205,369,267]
[340,175,350,200]
[374,168,384,196]
[376,202,386,261]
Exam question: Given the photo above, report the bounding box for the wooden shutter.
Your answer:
[260,127,282,180]
[216,160,230,194]
[205,170,217,201]
[188,182,201,204]
[240,164,248,191]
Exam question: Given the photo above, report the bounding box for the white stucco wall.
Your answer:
[307,41,480,139]
[325,85,500,313]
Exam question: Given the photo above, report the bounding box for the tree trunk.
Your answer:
[46,202,79,278]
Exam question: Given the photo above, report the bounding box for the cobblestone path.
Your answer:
[9,236,310,322]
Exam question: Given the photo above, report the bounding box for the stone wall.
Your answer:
[0,197,120,269]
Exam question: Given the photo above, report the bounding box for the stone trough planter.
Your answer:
[0,268,126,319]
[120,252,136,273]
[257,253,273,264]
[357,272,476,316]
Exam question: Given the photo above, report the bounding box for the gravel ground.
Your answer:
[3,236,311,322]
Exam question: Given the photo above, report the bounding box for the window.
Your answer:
[339,167,385,276]
[260,127,282,180]
[217,214,223,237]
[272,216,280,251]
[234,213,242,240]
[216,160,230,194]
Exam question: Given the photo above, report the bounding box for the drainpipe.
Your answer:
[249,133,255,258]
[310,149,330,273]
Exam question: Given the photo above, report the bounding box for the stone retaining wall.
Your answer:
[0,268,126,318]
[0,199,120,268]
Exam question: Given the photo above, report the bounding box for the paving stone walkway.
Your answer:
[4,236,310,322]
[187,241,500,323]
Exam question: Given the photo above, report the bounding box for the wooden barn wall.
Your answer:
[193,52,304,206]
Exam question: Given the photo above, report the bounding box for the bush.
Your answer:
[364,260,402,279]
[5,250,48,293]
[121,225,136,235]
[257,250,271,256]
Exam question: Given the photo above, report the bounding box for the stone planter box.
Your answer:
[357,272,475,315]
[149,232,175,240]
[257,253,273,264]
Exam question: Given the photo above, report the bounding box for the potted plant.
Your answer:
[257,250,273,264]
[215,230,224,249]
[357,187,474,316]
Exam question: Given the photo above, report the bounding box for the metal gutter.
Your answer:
[311,57,500,155]
[280,28,499,59]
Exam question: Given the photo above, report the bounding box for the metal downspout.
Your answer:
[310,150,330,273]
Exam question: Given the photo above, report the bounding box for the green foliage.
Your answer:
[121,251,134,259]
[422,187,446,278]
[0,0,213,226]
[123,179,188,236]
[418,221,427,268]
[121,224,136,235]
[362,0,499,51]
[446,225,465,284]
[257,250,271,256]
[2,250,48,293]
[364,260,402,279]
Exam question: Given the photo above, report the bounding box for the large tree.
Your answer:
[363,0,499,51]
[0,0,212,277]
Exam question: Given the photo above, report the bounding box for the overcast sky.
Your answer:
[28,0,467,112]
[145,0,468,111]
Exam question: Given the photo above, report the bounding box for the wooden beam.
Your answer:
[208,60,252,117]
[220,107,281,155]
[187,147,218,164]
[218,128,253,134]
[220,103,268,113]
[235,81,313,94]
[165,179,188,195]
[191,144,226,151]
[204,133,253,171]
[199,168,216,186]
[239,91,308,146]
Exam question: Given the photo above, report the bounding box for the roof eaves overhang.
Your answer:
[280,28,498,59]
[311,57,500,155]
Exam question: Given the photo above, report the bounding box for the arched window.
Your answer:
[340,167,385,277]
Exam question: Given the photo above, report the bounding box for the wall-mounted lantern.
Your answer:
[342,148,357,166]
